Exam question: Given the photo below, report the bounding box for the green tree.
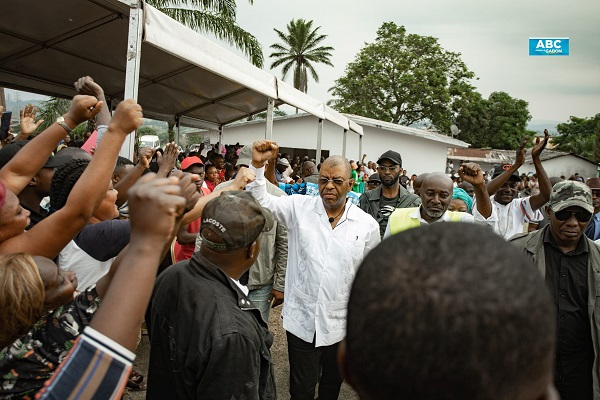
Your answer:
[329,22,476,129]
[553,114,600,162]
[148,0,263,67]
[270,19,334,94]
[455,91,534,149]
[37,97,88,139]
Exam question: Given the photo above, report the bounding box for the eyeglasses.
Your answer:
[318,178,348,186]
[377,165,399,172]
[554,209,592,222]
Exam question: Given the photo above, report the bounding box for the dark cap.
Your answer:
[586,177,600,190]
[0,141,73,169]
[377,150,402,166]
[491,165,520,182]
[200,191,274,251]
[368,173,381,183]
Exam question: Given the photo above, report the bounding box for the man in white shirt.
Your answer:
[384,164,497,237]
[246,140,381,400]
[487,131,551,240]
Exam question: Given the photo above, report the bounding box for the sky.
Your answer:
[232,0,600,123]
[6,0,599,125]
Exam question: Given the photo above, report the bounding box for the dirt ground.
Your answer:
[126,306,358,400]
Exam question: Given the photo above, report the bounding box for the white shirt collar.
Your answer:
[230,278,249,296]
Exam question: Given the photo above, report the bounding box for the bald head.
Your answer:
[422,173,453,193]
[302,161,316,178]
[322,156,352,179]
[413,173,430,196]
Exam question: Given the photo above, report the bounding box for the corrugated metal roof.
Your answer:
[344,114,469,148]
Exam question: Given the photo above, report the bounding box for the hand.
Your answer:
[127,173,186,241]
[74,76,104,98]
[157,142,178,171]
[228,167,256,190]
[252,140,278,168]
[531,130,549,160]
[138,146,155,169]
[269,290,284,308]
[64,95,104,127]
[458,162,485,186]
[514,137,528,166]
[19,104,44,137]
[170,170,200,212]
[108,99,143,135]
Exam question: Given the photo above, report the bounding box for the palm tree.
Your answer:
[270,19,334,94]
[148,0,263,67]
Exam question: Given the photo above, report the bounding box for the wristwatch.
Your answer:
[56,116,72,134]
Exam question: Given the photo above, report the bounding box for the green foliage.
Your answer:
[553,114,600,163]
[250,109,287,120]
[270,19,334,93]
[455,91,533,149]
[149,0,263,67]
[36,97,88,139]
[329,22,476,128]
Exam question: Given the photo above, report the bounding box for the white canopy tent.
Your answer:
[0,0,362,159]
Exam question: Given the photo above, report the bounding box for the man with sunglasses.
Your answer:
[246,140,380,400]
[510,181,600,400]
[359,150,420,238]
[487,130,551,239]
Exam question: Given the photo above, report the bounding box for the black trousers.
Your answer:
[286,331,343,400]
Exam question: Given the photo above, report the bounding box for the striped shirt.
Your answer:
[36,327,134,399]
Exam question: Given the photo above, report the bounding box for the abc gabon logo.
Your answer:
[529,38,570,56]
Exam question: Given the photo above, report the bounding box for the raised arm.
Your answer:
[156,142,179,178]
[91,173,186,351]
[486,138,527,196]
[528,130,551,211]
[0,95,102,195]
[74,76,111,127]
[0,100,143,258]
[113,146,154,206]
[460,162,492,219]
[14,104,44,141]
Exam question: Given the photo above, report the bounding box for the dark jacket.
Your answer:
[359,185,421,237]
[147,253,276,400]
[510,226,600,399]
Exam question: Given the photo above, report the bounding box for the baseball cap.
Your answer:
[200,191,274,251]
[586,178,600,190]
[237,145,252,167]
[491,165,520,182]
[277,158,290,167]
[181,156,204,171]
[0,141,73,169]
[368,173,381,183]
[377,150,402,166]
[549,181,593,214]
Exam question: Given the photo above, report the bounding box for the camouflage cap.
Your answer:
[549,180,593,214]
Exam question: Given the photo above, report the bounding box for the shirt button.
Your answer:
[560,293,566,298]
[560,315,565,319]
[561,274,566,277]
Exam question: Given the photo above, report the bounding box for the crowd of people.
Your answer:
[0,77,599,400]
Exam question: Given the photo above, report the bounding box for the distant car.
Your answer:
[140,135,160,149]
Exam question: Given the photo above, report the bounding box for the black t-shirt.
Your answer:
[75,219,131,261]
[377,194,400,237]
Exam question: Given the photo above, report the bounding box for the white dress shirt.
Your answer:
[246,165,381,346]
[490,196,543,240]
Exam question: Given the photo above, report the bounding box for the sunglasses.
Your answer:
[554,209,592,222]
[318,178,348,186]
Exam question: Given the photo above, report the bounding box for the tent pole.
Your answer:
[358,135,363,161]
[265,98,274,140]
[218,125,223,151]
[176,117,180,146]
[342,129,347,158]
[121,0,144,160]
[316,118,323,164]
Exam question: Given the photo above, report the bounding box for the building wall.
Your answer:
[203,115,457,176]
[518,156,598,179]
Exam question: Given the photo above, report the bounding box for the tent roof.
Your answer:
[0,0,357,133]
